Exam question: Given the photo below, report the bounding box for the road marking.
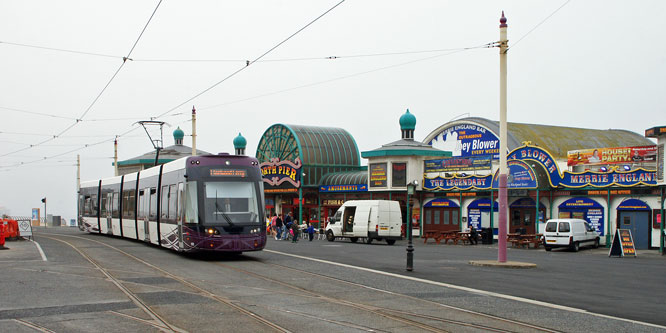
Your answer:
[266,249,666,330]
[32,241,48,261]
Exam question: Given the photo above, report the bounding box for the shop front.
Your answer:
[423,198,460,234]
[557,197,605,235]
[616,198,651,249]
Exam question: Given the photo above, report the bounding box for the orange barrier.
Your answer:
[0,219,19,239]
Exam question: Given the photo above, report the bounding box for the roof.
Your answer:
[256,124,361,187]
[362,139,452,158]
[117,144,210,166]
[320,170,367,186]
[423,117,654,159]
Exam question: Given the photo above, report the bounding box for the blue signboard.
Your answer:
[507,145,562,186]
[558,197,605,235]
[467,198,498,230]
[492,160,538,189]
[617,199,650,211]
[467,198,498,211]
[560,168,657,188]
[429,123,500,159]
[260,158,302,188]
[319,184,368,192]
[424,156,492,173]
[423,175,492,191]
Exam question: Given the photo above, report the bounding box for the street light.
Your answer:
[406,180,418,271]
[41,197,47,228]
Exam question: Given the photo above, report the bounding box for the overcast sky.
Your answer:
[1,0,664,220]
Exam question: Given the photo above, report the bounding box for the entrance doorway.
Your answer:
[509,198,546,234]
[618,211,650,249]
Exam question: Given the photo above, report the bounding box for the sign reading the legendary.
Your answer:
[369,163,388,188]
[609,229,637,257]
[319,184,368,192]
[424,155,492,173]
[423,175,492,191]
[260,158,302,188]
[429,123,500,159]
[567,145,657,166]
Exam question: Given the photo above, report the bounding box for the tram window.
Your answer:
[161,185,169,220]
[78,195,84,216]
[101,194,108,216]
[169,184,177,222]
[91,194,98,216]
[84,196,91,216]
[149,188,157,219]
[183,182,198,224]
[112,192,119,218]
[452,210,459,225]
[138,190,146,219]
[177,182,184,223]
[128,190,136,219]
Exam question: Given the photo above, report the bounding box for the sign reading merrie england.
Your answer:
[560,168,656,188]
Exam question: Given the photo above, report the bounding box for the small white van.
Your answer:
[542,219,600,252]
[325,200,402,245]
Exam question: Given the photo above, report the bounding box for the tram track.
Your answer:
[42,234,290,332]
[42,233,560,332]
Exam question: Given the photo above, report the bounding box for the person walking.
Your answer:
[291,219,300,243]
[306,222,315,241]
[469,226,478,245]
[275,214,283,240]
[270,213,277,238]
[283,212,293,240]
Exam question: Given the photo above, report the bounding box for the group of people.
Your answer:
[266,211,316,242]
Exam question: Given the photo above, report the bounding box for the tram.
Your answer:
[78,154,266,253]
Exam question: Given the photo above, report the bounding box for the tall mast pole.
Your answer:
[191,106,197,156]
[114,138,119,176]
[498,11,509,263]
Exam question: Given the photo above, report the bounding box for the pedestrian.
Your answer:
[275,214,283,240]
[270,213,277,238]
[469,226,478,245]
[283,212,293,240]
[306,222,315,241]
[291,219,300,243]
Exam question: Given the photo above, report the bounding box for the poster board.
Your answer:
[609,229,637,257]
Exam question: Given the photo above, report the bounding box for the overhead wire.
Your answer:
[0,0,164,159]
[506,0,572,52]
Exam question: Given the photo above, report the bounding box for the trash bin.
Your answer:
[481,228,493,244]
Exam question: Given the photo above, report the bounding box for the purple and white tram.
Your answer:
[78,154,266,253]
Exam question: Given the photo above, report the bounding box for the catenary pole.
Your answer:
[191,106,197,156]
[498,12,509,262]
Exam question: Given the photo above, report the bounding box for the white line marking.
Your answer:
[266,249,666,330]
[33,241,48,261]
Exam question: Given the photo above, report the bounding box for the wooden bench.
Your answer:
[443,232,459,244]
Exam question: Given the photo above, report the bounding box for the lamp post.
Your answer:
[41,197,47,228]
[406,180,418,271]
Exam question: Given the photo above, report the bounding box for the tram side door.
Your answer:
[618,211,649,249]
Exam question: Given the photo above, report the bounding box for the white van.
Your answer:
[542,219,600,252]
[325,200,402,245]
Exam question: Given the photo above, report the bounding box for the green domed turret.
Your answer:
[233,133,247,149]
[173,127,185,145]
[399,109,416,130]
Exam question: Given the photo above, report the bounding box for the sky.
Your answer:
[1,0,664,221]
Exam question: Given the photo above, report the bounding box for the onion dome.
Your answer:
[399,109,416,131]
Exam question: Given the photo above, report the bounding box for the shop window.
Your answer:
[512,210,521,226]
[452,210,459,225]
[623,216,631,225]
[434,211,440,225]
[443,211,449,225]
[524,211,532,226]
[425,210,432,225]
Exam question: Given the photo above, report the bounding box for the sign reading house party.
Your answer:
[429,123,500,159]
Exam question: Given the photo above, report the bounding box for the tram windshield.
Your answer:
[202,181,260,225]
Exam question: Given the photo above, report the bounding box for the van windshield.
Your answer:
[545,222,557,232]
[558,222,571,232]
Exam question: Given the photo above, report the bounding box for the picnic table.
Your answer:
[508,233,543,248]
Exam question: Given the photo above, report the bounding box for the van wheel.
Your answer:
[350,237,358,243]
[326,231,335,242]
[386,239,396,245]
[594,238,600,248]
[544,246,552,252]
[365,237,373,244]
[571,242,580,252]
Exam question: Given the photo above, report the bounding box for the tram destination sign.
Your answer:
[210,169,247,177]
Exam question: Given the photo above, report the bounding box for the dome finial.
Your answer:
[500,11,508,28]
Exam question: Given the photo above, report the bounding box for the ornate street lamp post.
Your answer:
[406,180,418,271]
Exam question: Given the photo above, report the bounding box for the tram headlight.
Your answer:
[206,228,220,235]
[249,227,261,234]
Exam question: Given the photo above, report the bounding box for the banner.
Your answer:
[319,184,368,192]
[369,163,387,188]
[424,155,492,173]
[567,145,657,166]
[423,175,492,191]
[492,160,537,189]
[560,168,657,188]
[429,123,500,159]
